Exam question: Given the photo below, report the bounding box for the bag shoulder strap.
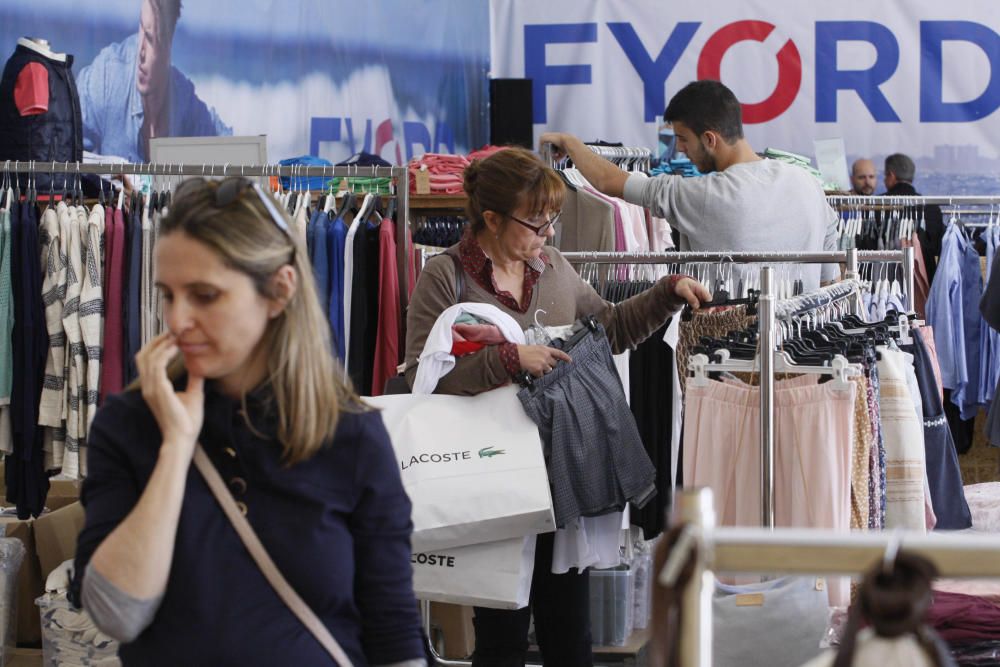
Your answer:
[450,251,465,302]
[193,445,353,667]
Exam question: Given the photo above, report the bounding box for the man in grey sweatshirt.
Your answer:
[541,80,840,288]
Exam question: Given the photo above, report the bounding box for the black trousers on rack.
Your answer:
[472,532,593,667]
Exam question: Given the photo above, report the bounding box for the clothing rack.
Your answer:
[827,194,1000,206]
[563,248,913,530]
[1,159,412,342]
[541,144,652,172]
[672,487,1000,667]
[585,145,652,171]
[560,249,914,309]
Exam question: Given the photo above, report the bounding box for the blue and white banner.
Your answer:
[490,0,1000,191]
[1,0,489,165]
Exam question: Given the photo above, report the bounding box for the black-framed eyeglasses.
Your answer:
[508,211,561,236]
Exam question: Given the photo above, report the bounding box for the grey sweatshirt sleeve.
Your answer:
[81,561,163,643]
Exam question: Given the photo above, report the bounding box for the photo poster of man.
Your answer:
[0,0,490,165]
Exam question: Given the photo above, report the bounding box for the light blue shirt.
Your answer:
[926,223,984,420]
[981,226,1000,405]
[75,34,231,162]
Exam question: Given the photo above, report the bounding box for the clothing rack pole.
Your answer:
[675,488,1000,667]
[398,167,410,350]
[560,249,913,314]
[559,250,903,264]
[827,194,1000,206]
[759,267,777,529]
[0,159,404,178]
[845,247,859,280]
[902,245,915,312]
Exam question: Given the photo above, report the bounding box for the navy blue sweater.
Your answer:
[74,383,425,665]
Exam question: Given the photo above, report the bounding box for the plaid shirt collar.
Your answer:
[458,232,549,312]
[458,232,548,281]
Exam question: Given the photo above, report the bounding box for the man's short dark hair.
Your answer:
[664,80,744,143]
[884,153,915,182]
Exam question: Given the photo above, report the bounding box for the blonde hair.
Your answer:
[157,177,360,464]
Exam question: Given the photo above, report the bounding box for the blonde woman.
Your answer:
[72,177,426,666]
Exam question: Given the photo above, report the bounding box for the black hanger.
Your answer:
[335,191,355,219]
[556,169,577,192]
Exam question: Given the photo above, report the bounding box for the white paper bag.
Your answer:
[366,386,555,552]
[412,536,536,609]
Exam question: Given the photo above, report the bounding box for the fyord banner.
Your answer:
[490,0,1000,191]
[1,0,489,165]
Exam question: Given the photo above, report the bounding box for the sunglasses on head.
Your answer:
[174,176,293,238]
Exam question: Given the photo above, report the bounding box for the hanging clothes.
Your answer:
[906,332,972,529]
[347,214,380,395]
[926,223,984,421]
[38,203,68,470]
[876,346,927,533]
[555,186,616,252]
[124,196,143,383]
[328,214,348,360]
[517,323,656,528]
[8,200,49,518]
[979,225,1000,409]
[371,215,401,397]
[0,200,13,456]
[628,320,675,539]
[982,232,1000,447]
[683,374,855,606]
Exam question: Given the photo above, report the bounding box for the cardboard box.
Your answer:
[33,503,84,585]
[429,602,474,659]
[0,518,42,645]
[8,647,41,667]
[44,480,81,514]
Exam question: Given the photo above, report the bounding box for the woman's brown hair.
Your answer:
[463,146,566,233]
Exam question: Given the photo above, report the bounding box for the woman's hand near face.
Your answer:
[517,344,572,378]
[136,332,205,458]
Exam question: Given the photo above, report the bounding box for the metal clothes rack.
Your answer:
[542,144,652,172]
[1,159,412,340]
[420,248,913,665]
[562,248,913,529]
[585,145,652,171]
[827,194,1000,206]
[673,487,1000,667]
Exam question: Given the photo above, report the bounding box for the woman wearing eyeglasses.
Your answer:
[72,178,427,666]
[403,147,710,666]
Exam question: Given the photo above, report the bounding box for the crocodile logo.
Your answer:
[478,446,506,458]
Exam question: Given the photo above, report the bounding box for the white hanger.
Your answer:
[689,348,858,391]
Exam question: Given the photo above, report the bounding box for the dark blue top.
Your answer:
[73,382,424,666]
[329,217,348,360]
[312,211,331,316]
[7,202,49,518]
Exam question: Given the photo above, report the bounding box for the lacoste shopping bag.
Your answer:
[411,536,536,610]
[366,385,555,552]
